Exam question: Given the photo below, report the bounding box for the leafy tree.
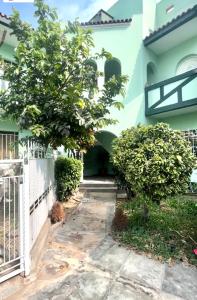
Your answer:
[112,123,196,220]
[0,0,127,150]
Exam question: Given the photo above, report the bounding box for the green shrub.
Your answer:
[55,156,83,201]
[112,123,196,206]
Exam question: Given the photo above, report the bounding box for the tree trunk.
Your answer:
[143,202,149,222]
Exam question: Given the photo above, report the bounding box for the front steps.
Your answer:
[79,179,117,194]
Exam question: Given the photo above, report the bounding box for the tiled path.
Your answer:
[2,190,197,300]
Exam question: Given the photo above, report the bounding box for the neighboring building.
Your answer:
[0,13,55,284]
[0,13,31,159]
[82,0,197,176]
[0,12,22,159]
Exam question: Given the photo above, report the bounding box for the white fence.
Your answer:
[0,138,55,282]
[23,141,55,274]
[183,130,197,192]
[28,158,55,249]
[183,129,197,157]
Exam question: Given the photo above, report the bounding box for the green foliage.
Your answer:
[114,196,197,266]
[55,156,82,201]
[0,0,127,150]
[112,123,196,202]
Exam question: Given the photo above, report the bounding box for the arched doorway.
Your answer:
[83,131,117,178]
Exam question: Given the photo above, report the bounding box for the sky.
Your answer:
[0,0,162,26]
[0,0,117,25]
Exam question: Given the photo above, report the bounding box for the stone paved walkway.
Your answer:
[3,190,197,300]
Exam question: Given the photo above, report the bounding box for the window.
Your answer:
[176,55,197,75]
[0,132,19,160]
[166,5,174,14]
[104,58,121,83]
[147,62,157,86]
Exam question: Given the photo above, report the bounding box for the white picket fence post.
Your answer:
[23,151,31,276]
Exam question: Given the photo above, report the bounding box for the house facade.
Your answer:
[0,1,197,172]
[82,0,197,176]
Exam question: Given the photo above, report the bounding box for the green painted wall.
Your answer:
[146,36,197,82]
[0,40,30,139]
[158,111,197,130]
[0,41,17,133]
[1,0,197,155]
[144,33,197,131]
[0,43,15,62]
[108,0,142,19]
[90,0,148,137]
[89,0,197,140]
[156,0,197,28]
[0,118,30,139]
[95,131,117,153]
[143,0,157,38]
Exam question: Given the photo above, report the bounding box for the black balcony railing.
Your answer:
[145,68,197,116]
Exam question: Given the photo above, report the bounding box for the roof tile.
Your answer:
[0,12,10,20]
[144,4,197,44]
[81,18,132,26]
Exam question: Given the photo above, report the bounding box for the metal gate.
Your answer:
[0,160,24,283]
[183,129,197,193]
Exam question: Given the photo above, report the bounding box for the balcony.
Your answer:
[145,68,197,117]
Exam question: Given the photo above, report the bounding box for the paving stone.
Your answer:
[59,213,106,233]
[88,192,117,201]
[76,270,111,300]
[90,236,116,260]
[0,283,23,300]
[2,186,197,300]
[107,281,153,300]
[65,291,83,300]
[51,292,83,300]
[28,277,76,300]
[120,251,165,290]
[162,264,197,300]
[92,242,130,273]
[55,229,105,249]
[52,295,67,300]
[159,292,184,300]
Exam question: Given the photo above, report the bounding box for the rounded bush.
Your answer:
[55,156,83,201]
[112,123,196,202]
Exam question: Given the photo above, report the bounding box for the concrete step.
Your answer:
[80,186,117,193]
[80,183,116,188]
[80,180,117,193]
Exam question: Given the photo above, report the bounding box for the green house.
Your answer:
[0,1,197,174]
[81,0,197,176]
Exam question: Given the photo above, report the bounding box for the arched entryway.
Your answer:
[83,131,117,178]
